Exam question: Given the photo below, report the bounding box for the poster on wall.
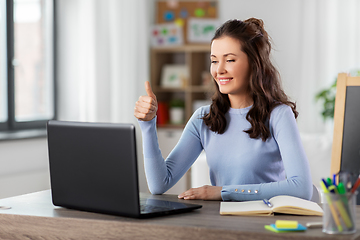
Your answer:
[156,0,218,44]
[161,64,189,88]
[150,23,183,47]
[187,18,220,43]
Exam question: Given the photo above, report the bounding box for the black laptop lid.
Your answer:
[47,120,141,217]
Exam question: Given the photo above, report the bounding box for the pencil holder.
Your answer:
[322,191,357,234]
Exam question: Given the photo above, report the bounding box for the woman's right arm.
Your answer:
[134,82,203,194]
[134,81,158,122]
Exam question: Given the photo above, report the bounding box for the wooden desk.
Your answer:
[0,190,359,240]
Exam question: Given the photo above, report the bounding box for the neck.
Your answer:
[228,94,253,109]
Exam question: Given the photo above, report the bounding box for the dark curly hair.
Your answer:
[203,18,298,141]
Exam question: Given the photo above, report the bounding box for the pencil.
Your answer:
[320,180,343,232]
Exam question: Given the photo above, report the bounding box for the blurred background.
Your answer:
[0,0,359,199]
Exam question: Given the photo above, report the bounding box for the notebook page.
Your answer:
[220,200,272,215]
[270,195,323,214]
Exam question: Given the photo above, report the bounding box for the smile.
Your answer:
[218,78,232,85]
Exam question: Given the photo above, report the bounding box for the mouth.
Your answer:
[218,78,232,85]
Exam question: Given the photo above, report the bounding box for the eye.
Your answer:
[227,59,235,63]
[211,60,218,64]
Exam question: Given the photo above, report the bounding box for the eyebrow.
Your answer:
[210,53,237,58]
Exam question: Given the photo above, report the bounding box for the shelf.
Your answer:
[151,44,210,53]
[188,85,213,93]
[150,44,211,128]
[153,87,186,92]
[154,85,212,93]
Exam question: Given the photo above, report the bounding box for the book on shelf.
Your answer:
[220,195,323,216]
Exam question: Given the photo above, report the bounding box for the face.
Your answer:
[210,36,251,98]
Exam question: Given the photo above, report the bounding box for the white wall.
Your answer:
[0,138,50,199]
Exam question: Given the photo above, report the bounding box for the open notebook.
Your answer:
[220,195,323,216]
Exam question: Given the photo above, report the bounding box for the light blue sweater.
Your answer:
[138,104,313,201]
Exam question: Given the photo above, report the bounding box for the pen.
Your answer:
[329,184,353,229]
[338,182,353,226]
[338,172,352,191]
[326,177,333,187]
[306,222,322,228]
[322,178,329,188]
[263,199,272,208]
[320,180,343,232]
[350,174,360,194]
[337,182,346,195]
[328,185,338,193]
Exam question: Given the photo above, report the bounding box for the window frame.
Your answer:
[1,0,57,132]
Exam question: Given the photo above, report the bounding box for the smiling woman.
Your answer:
[204,18,298,139]
[135,18,313,202]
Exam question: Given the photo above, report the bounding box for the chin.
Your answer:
[218,86,231,95]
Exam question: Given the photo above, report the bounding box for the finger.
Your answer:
[138,95,156,105]
[134,111,146,120]
[135,99,157,113]
[134,107,154,121]
[178,189,192,199]
[145,81,156,100]
[178,191,186,199]
[179,189,198,199]
[135,104,156,115]
[184,196,195,200]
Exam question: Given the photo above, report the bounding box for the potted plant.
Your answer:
[315,79,337,121]
[315,70,360,121]
[169,99,185,124]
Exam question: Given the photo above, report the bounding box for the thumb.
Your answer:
[145,81,156,100]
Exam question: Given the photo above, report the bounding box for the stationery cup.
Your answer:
[322,191,357,234]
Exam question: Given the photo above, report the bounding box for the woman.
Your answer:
[134,18,312,201]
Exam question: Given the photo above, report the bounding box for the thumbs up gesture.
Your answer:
[134,81,158,121]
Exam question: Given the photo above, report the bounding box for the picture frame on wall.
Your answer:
[150,23,183,47]
[156,0,218,44]
[161,64,189,88]
[187,18,220,43]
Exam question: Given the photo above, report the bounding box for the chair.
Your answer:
[330,73,360,175]
[311,185,321,203]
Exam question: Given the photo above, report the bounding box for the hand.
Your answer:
[178,185,222,201]
[134,81,158,121]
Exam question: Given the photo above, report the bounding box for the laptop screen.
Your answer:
[47,120,141,217]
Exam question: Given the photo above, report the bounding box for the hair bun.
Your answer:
[244,18,264,29]
[244,18,267,39]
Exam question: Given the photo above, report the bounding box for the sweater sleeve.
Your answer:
[138,109,204,194]
[221,106,313,201]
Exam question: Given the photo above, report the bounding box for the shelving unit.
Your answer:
[150,44,214,128]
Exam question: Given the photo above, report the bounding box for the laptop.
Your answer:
[46,120,202,218]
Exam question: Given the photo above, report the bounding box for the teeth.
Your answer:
[219,79,231,82]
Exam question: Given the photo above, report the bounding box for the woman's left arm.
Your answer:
[220,105,313,201]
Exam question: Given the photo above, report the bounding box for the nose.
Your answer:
[216,61,226,74]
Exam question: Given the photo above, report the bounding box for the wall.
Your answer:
[0,138,50,199]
